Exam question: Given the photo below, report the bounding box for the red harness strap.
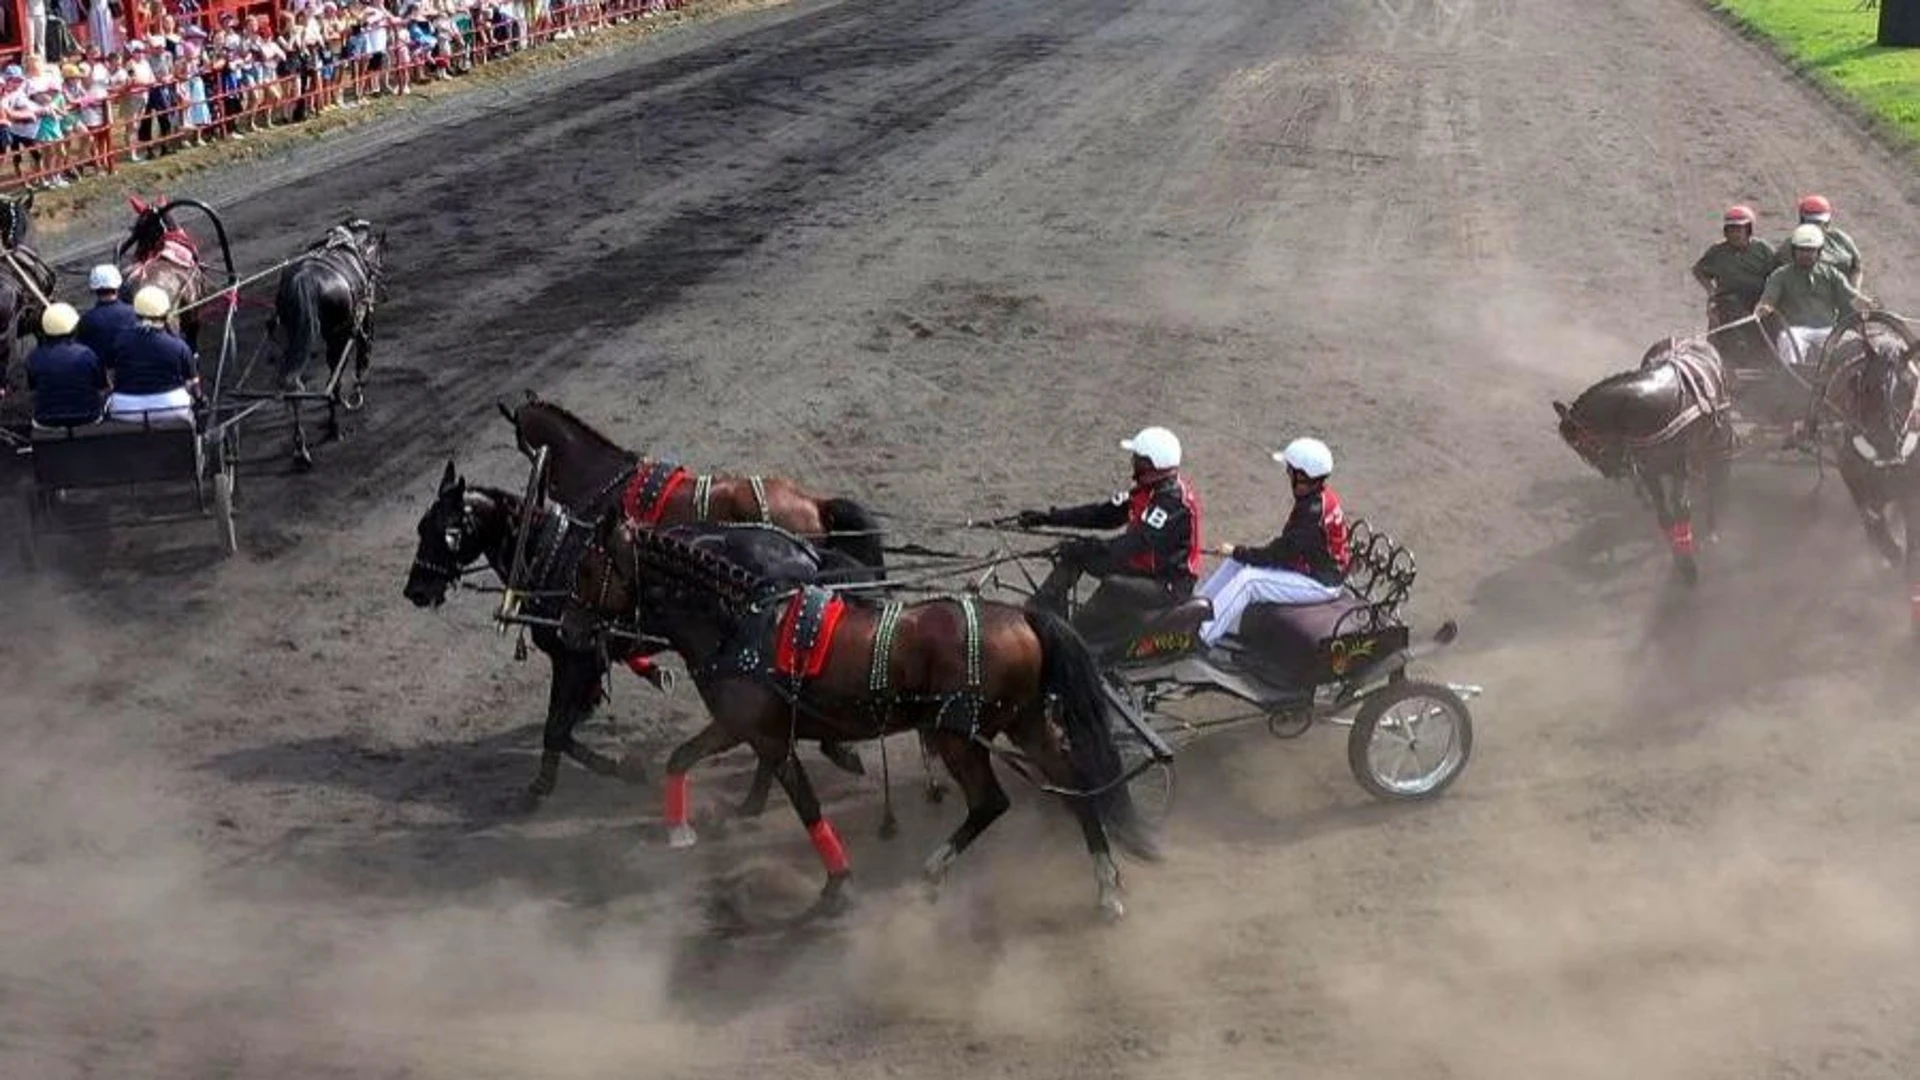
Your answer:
[772,590,847,679]
[621,461,691,526]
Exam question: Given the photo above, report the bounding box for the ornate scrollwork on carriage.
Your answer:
[1332,517,1418,638]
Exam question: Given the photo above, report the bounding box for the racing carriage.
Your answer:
[17,400,258,562]
[992,518,1478,808]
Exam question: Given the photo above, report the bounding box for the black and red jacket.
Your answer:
[1232,484,1349,586]
[1044,470,1203,586]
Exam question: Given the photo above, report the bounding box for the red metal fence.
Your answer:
[0,0,685,195]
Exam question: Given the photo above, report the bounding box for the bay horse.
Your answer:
[117,194,208,357]
[0,191,53,376]
[560,515,1160,922]
[498,396,888,568]
[402,461,874,808]
[1553,336,1734,585]
[267,219,387,469]
[497,396,949,803]
[1805,312,1920,633]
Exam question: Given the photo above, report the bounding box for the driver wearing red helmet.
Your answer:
[1775,194,1862,289]
[1692,205,1775,327]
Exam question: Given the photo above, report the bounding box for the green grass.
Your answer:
[1713,0,1920,143]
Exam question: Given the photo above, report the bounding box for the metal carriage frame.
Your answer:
[967,518,1480,815]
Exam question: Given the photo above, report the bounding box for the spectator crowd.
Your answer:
[3,0,686,190]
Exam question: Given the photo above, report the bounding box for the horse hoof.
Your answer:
[615,755,649,785]
[291,452,315,474]
[924,781,947,805]
[515,787,547,814]
[819,743,865,776]
[1675,557,1699,587]
[1097,893,1127,923]
[878,814,899,841]
[803,876,855,922]
[667,823,699,849]
[734,799,768,820]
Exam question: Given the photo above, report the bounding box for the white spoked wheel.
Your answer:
[1347,679,1473,801]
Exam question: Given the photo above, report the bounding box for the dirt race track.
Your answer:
[7,0,1920,1075]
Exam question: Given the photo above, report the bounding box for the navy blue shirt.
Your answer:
[27,338,106,425]
[108,325,197,396]
[77,298,138,367]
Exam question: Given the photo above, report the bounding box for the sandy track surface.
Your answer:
[6,0,1920,1076]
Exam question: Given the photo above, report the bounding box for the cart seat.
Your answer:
[30,419,201,489]
[1137,597,1213,637]
[1229,596,1369,682]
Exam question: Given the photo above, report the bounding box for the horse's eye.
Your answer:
[443,527,463,550]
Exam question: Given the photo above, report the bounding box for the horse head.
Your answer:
[125,194,173,259]
[1846,338,1920,468]
[1553,393,1627,480]
[405,460,501,608]
[0,190,34,249]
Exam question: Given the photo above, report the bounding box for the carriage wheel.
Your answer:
[212,472,238,555]
[1112,724,1176,833]
[1100,675,1176,831]
[1265,708,1312,739]
[1346,679,1473,801]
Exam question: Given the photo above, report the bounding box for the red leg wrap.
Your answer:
[808,818,851,876]
[1667,521,1695,557]
[624,654,657,678]
[664,773,690,826]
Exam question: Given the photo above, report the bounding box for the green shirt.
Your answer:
[1773,226,1861,279]
[1693,238,1776,297]
[1758,261,1864,328]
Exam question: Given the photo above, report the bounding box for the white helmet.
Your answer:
[39,302,79,337]
[1275,437,1333,479]
[1790,223,1826,251]
[133,285,172,319]
[88,264,122,291]
[1120,426,1182,469]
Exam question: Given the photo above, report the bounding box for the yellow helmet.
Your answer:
[39,302,78,337]
[133,285,172,319]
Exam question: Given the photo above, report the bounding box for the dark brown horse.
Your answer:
[496,395,949,805]
[1807,313,1920,633]
[401,461,873,808]
[117,194,209,357]
[1554,337,1735,585]
[498,396,887,567]
[0,191,53,376]
[561,516,1159,921]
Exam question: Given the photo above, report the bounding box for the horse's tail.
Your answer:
[819,496,886,575]
[1025,606,1158,862]
[276,268,323,382]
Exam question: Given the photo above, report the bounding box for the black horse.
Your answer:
[402,461,874,811]
[0,191,54,376]
[1554,336,1734,585]
[1807,313,1920,633]
[268,219,387,469]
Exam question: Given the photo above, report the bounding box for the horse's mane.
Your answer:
[521,398,634,457]
[625,521,767,613]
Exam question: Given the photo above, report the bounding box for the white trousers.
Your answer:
[1775,326,1831,368]
[1196,558,1345,646]
[106,389,194,426]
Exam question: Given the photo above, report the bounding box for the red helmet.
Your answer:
[1723,205,1756,227]
[1797,194,1833,222]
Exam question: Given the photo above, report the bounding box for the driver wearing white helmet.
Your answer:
[76,263,136,368]
[1755,222,1874,369]
[1195,437,1350,648]
[1016,425,1205,631]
